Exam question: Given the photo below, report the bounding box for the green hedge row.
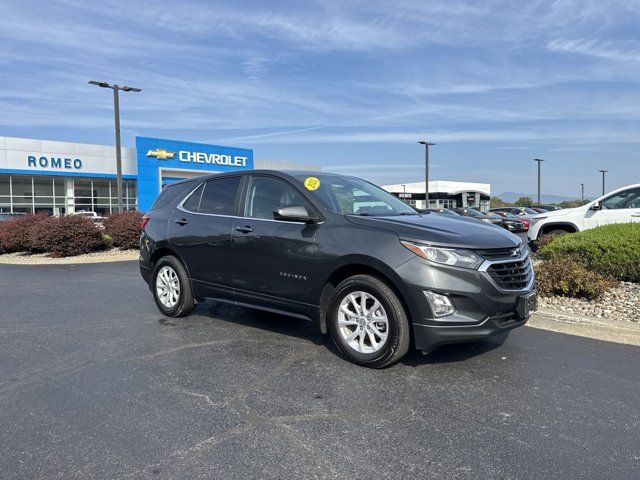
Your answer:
[539,223,640,283]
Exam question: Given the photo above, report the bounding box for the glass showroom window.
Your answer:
[93,179,111,216]
[11,175,33,214]
[33,176,54,214]
[72,178,138,214]
[125,180,138,211]
[0,176,9,213]
[54,177,66,215]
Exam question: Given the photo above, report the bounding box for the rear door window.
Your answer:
[198,176,242,215]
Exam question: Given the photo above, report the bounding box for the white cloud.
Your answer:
[547,38,640,62]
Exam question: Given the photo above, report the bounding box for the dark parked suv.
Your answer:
[140,171,536,368]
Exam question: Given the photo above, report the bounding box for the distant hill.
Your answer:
[496,192,579,204]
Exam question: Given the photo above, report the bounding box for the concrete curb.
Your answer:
[528,309,640,346]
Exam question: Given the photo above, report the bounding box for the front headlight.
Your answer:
[531,216,546,225]
[401,241,484,269]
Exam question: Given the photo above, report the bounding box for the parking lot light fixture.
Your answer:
[89,80,142,213]
[418,141,436,209]
[599,170,609,196]
[534,158,544,205]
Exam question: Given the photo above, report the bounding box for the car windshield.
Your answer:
[522,208,539,215]
[292,174,418,216]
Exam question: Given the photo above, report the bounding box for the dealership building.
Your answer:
[383,180,491,211]
[0,135,319,215]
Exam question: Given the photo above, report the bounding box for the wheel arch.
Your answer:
[538,222,578,237]
[314,256,416,337]
[148,243,195,284]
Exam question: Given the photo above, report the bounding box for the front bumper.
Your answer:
[413,312,529,353]
[394,256,535,352]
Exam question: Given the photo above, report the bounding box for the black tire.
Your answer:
[328,274,410,368]
[151,255,195,317]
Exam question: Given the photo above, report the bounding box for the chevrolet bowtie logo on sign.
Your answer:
[147,149,176,160]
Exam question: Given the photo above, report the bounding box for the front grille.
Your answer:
[486,257,533,291]
[475,247,521,259]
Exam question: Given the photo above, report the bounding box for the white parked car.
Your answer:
[528,184,640,242]
[70,211,105,228]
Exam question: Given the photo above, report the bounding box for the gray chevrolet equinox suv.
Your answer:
[140,171,536,368]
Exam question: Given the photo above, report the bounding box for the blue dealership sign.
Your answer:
[136,136,253,211]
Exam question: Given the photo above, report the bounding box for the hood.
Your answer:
[346,213,521,250]
[536,206,583,218]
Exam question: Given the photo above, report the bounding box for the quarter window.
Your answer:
[601,187,640,210]
[244,176,310,220]
[198,177,241,215]
[181,183,204,212]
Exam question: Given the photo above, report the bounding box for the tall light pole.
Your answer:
[418,141,436,209]
[89,81,142,213]
[534,158,544,205]
[599,170,609,196]
[580,183,584,201]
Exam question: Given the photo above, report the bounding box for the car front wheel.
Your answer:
[152,256,195,317]
[328,274,410,368]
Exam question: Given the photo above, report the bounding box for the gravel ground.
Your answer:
[539,282,640,322]
[0,248,138,264]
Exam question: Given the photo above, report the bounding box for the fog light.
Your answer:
[424,291,456,317]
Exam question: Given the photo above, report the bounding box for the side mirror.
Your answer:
[273,206,318,223]
[590,201,601,211]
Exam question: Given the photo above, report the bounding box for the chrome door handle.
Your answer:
[234,225,253,233]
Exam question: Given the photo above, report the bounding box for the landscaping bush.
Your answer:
[103,211,143,249]
[32,215,107,257]
[0,214,44,253]
[26,213,57,253]
[536,232,561,250]
[535,256,618,300]
[540,223,640,283]
[101,233,114,248]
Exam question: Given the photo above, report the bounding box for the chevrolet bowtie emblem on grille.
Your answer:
[147,149,176,160]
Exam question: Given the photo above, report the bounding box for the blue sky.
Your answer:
[1,0,639,197]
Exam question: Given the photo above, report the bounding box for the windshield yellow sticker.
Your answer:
[304,177,320,191]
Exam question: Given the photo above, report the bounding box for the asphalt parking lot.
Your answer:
[1,261,639,479]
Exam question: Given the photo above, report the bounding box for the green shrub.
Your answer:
[103,211,143,249]
[31,215,107,257]
[540,223,640,283]
[535,256,618,300]
[101,233,114,248]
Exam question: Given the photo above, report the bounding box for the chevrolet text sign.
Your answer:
[135,136,253,212]
[178,150,249,167]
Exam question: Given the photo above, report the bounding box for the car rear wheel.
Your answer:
[328,274,410,368]
[152,256,195,317]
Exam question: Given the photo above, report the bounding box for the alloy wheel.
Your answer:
[337,291,389,354]
[156,265,180,308]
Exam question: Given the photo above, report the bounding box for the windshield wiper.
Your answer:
[398,212,420,215]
